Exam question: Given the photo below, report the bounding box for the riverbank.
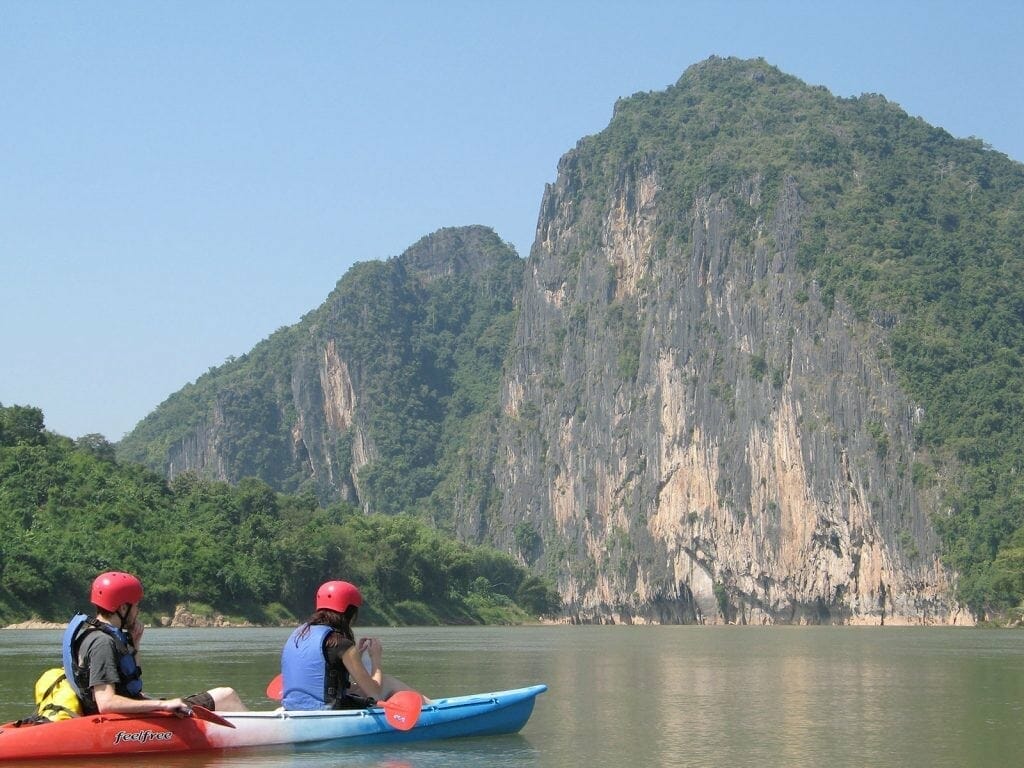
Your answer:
[2,604,276,630]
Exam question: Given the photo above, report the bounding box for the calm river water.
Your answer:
[1,625,1022,767]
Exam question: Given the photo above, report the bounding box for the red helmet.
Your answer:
[90,571,144,612]
[315,580,362,613]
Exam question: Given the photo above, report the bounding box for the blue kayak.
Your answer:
[0,685,547,760]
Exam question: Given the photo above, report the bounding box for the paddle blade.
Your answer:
[381,690,422,731]
[190,704,236,728]
[266,674,283,700]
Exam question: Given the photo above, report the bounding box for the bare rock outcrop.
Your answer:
[475,108,965,625]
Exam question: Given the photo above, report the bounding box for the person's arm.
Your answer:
[343,637,383,699]
[92,683,190,715]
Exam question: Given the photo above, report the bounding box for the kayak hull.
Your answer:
[0,684,546,760]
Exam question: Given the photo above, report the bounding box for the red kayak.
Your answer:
[0,710,221,759]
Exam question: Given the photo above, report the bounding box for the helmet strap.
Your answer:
[115,604,132,630]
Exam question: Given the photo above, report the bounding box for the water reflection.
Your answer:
[0,736,539,768]
[99,735,540,768]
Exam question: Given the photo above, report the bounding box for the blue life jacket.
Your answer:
[62,613,143,712]
[281,624,336,710]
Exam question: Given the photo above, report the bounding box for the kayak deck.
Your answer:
[0,684,547,760]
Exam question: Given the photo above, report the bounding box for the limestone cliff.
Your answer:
[459,59,969,625]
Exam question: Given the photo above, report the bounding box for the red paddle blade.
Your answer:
[266,673,284,700]
[190,704,236,728]
[381,690,422,731]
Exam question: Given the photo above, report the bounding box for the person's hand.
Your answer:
[129,620,144,647]
[364,636,383,665]
[158,697,191,716]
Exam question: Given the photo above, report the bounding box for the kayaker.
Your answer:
[64,571,247,715]
[280,580,423,710]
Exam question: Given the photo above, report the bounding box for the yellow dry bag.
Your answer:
[34,667,83,721]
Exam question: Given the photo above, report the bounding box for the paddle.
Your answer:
[266,673,283,700]
[379,690,422,731]
[264,674,422,730]
[189,704,236,728]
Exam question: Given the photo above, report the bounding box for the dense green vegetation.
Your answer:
[579,57,1024,615]
[0,404,560,626]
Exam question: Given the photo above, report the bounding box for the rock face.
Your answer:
[476,166,962,624]
[453,60,968,625]
[163,605,255,628]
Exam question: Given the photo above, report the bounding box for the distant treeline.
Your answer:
[0,404,560,626]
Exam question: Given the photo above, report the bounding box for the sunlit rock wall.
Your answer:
[479,149,965,625]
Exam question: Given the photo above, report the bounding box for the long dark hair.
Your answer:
[295,605,358,647]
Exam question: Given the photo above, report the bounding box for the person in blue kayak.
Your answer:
[63,571,247,715]
[280,580,422,710]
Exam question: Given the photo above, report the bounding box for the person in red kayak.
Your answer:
[280,580,422,710]
[63,571,247,715]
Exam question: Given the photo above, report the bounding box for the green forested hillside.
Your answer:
[115,323,305,491]
[117,226,522,515]
[307,232,522,517]
[579,58,1024,613]
[0,404,560,625]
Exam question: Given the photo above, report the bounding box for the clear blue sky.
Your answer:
[3,1,1022,441]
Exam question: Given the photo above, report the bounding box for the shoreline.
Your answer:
[6,619,1020,630]
[3,620,67,630]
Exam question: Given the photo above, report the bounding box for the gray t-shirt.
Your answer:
[78,629,141,698]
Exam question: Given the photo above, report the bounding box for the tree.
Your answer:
[0,404,45,447]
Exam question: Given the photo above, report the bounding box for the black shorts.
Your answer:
[333,693,376,710]
[183,692,216,710]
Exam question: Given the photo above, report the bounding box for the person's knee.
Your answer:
[209,686,246,711]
